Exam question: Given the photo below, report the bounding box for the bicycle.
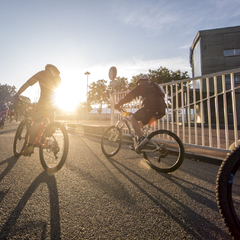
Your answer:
[216,146,240,239]
[101,109,185,173]
[13,100,69,174]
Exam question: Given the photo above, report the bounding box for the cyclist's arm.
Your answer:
[117,85,142,105]
[14,74,39,99]
[14,82,30,99]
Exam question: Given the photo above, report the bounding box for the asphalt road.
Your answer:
[0,122,231,239]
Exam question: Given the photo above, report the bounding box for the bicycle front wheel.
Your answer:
[216,146,240,239]
[13,120,30,157]
[39,122,69,174]
[101,126,122,157]
[143,130,184,173]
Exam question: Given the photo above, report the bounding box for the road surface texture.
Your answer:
[0,122,231,239]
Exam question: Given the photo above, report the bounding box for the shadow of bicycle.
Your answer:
[0,171,61,239]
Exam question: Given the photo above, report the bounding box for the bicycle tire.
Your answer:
[101,126,122,157]
[216,146,240,239]
[143,130,184,173]
[0,121,4,130]
[13,119,30,157]
[39,122,69,174]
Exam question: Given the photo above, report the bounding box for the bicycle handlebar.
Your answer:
[118,108,133,117]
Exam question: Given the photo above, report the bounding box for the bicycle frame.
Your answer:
[115,110,161,152]
[33,121,50,149]
[18,100,54,150]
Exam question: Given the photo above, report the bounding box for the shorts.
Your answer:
[133,107,165,126]
[33,103,55,123]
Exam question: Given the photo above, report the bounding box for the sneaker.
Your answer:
[21,145,34,156]
[135,136,148,152]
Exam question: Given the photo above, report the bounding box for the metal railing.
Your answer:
[110,68,240,153]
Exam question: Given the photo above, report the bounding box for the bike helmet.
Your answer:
[45,64,60,76]
[136,74,149,84]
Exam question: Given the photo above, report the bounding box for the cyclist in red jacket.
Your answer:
[13,64,61,156]
[114,74,166,152]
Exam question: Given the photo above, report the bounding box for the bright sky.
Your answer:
[1,0,240,105]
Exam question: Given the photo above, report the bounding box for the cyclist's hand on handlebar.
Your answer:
[114,103,121,110]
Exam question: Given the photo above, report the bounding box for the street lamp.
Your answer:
[84,71,90,119]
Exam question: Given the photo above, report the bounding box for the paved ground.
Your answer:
[0,122,231,239]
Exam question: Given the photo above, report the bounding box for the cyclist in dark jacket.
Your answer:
[114,74,166,152]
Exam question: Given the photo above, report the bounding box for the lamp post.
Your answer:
[85,71,90,120]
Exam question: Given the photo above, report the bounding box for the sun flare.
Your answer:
[54,81,86,112]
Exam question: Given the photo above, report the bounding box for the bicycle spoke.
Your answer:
[101,126,122,157]
[39,122,68,173]
[143,130,184,173]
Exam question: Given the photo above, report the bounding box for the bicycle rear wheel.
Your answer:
[101,126,122,157]
[143,130,184,173]
[39,122,69,174]
[13,120,30,157]
[216,146,240,239]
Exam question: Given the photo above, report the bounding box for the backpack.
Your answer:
[150,82,165,98]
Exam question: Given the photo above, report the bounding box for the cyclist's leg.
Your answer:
[132,108,151,151]
[132,108,149,138]
[130,115,142,138]
[44,110,56,136]
[28,122,41,143]
[29,105,47,144]
[21,105,45,155]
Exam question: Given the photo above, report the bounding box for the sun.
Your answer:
[54,81,86,112]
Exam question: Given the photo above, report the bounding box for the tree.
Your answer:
[88,79,109,119]
[0,84,17,102]
[148,67,190,111]
[148,66,189,84]
[114,77,129,92]
[13,95,31,114]
[129,74,143,90]
[109,76,129,94]
[78,102,92,117]
[129,67,189,90]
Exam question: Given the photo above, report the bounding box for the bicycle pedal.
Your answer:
[129,145,135,150]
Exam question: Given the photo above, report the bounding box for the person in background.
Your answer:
[0,101,9,121]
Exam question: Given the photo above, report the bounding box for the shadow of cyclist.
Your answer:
[0,156,18,182]
[0,171,61,239]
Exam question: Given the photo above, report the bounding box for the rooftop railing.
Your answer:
[111,67,240,153]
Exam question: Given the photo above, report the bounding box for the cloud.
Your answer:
[118,57,191,79]
[179,44,191,50]
[88,56,191,83]
[114,0,240,36]
[114,1,179,34]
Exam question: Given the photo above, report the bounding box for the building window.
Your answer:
[224,49,240,57]
[192,39,202,77]
[225,74,240,83]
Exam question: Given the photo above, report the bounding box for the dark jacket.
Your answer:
[118,81,166,112]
